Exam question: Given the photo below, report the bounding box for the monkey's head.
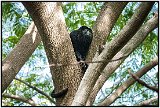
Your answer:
[78,26,93,38]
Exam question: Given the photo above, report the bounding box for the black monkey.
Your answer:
[70,26,93,61]
[51,26,93,99]
[70,26,93,72]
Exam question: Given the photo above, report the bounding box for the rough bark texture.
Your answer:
[72,2,154,106]
[97,57,158,106]
[86,14,158,105]
[22,2,82,106]
[2,22,41,93]
[87,2,128,61]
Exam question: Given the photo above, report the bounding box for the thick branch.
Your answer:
[2,94,37,106]
[97,57,158,106]
[88,2,128,60]
[14,78,55,103]
[86,13,158,105]
[72,2,154,106]
[2,22,41,93]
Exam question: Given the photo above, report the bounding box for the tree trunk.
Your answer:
[22,2,82,106]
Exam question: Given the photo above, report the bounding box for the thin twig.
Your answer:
[14,78,55,104]
[39,55,128,68]
[2,94,37,106]
[128,70,158,93]
[134,96,158,106]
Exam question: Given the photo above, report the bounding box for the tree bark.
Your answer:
[86,14,158,105]
[87,2,128,61]
[22,2,82,106]
[72,2,154,106]
[2,22,41,93]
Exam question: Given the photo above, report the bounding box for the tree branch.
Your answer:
[2,22,41,93]
[88,2,128,61]
[72,2,154,106]
[97,57,158,106]
[134,96,158,106]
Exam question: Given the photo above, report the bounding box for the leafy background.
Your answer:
[2,2,158,106]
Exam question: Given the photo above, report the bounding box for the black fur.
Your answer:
[51,88,68,98]
[70,26,93,72]
[70,26,93,61]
